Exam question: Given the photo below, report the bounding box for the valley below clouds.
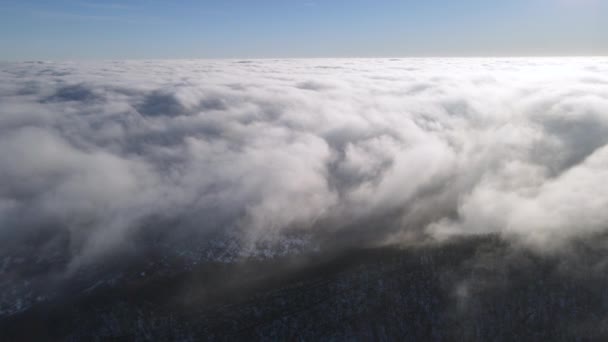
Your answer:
[3,57,608,339]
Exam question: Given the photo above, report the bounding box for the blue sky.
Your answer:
[0,0,606,60]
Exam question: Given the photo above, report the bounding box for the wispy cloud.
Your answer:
[32,9,138,23]
[76,1,134,11]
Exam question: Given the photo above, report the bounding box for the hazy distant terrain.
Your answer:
[1,58,608,340]
[4,235,608,341]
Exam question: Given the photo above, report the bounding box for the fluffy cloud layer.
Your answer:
[1,58,608,264]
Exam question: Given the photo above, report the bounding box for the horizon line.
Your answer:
[2,54,608,63]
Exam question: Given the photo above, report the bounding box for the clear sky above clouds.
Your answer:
[0,0,606,60]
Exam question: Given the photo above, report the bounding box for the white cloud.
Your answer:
[1,57,608,264]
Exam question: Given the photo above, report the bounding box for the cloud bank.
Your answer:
[1,58,608,266]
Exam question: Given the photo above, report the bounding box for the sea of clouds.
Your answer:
[1,58,608,265]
